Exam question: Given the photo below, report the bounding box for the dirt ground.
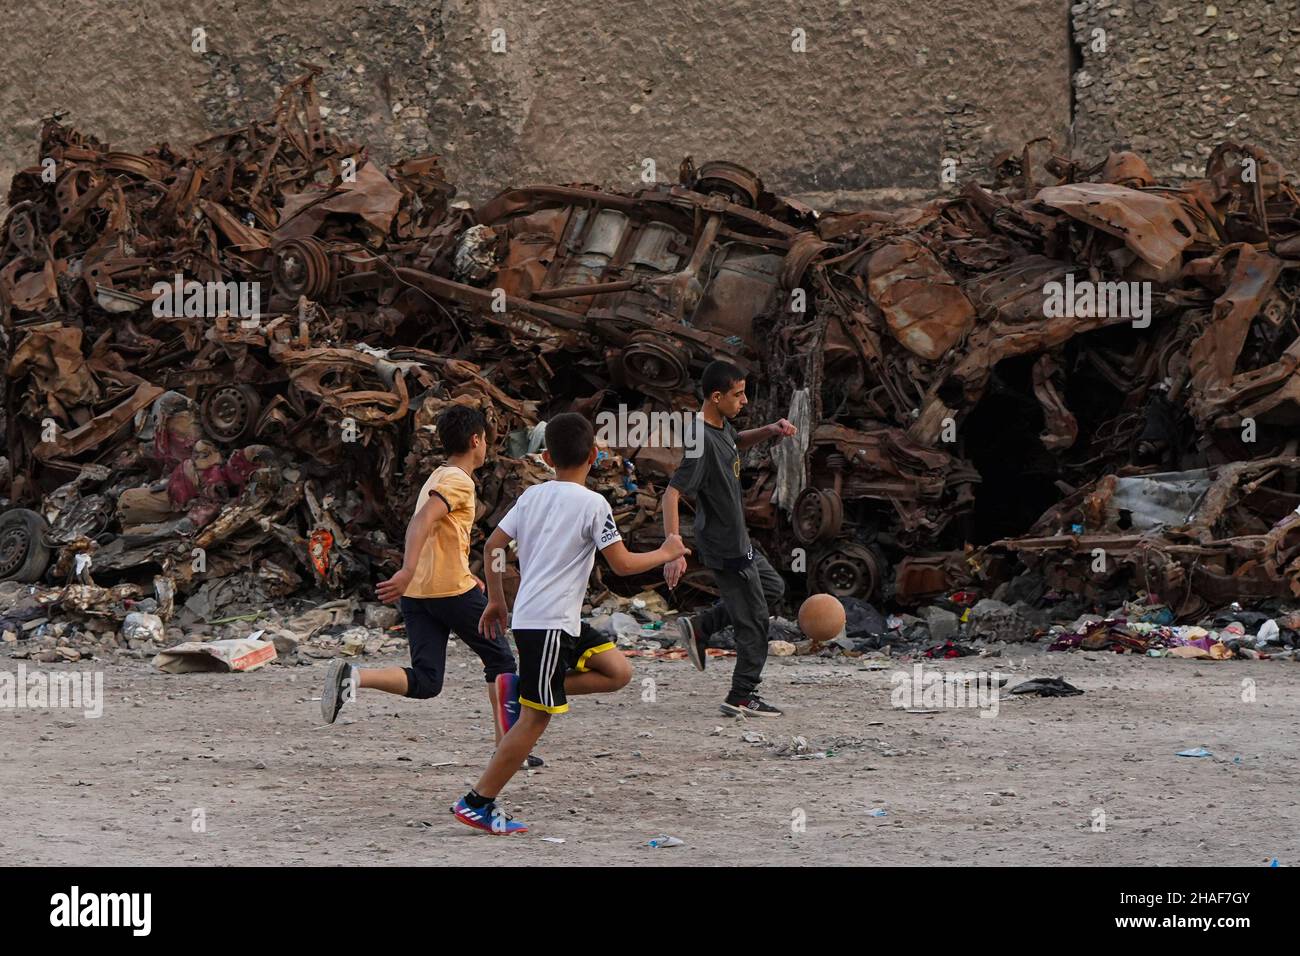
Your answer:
[3,639,1297,866]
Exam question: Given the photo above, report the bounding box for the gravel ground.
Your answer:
[3,639,1297,866]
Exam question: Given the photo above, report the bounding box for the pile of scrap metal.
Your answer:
[0,70,556,621]
[4,73,1300,630]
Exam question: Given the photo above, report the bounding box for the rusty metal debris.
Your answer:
[4,73,1300,638]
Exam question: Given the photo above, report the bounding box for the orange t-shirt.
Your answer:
[405,465,478,598]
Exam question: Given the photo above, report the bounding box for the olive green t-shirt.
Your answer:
[669,418,753,570]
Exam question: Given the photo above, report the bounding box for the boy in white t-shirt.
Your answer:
[450,412,688,835]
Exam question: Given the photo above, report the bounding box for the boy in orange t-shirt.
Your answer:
[320,405,531,760]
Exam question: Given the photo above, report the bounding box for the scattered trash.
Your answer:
[1176,747,1213,758]
[924,641,976,659]
[152,637,277,673]
[1008,677,1084,697]
[646,835,685,849]
[121,612,164,643]
[1256,620,1281,646]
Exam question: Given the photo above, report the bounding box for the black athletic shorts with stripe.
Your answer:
[514,625,615,715]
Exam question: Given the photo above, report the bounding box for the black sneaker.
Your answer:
[321,659,355,724]
[677,616,706,671]
[720,694,783,718]
[522,754,545,769]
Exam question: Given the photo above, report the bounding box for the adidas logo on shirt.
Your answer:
[600,515,619,545]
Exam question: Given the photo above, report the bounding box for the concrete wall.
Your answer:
[1071,0,1300,178]
[0,0,1069,209]
[2,1,1297,216]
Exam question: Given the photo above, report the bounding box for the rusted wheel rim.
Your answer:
[0,523,32,578]
[815,545,881,599]
[202,385,261,442]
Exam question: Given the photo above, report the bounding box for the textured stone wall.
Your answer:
[0,0,1069,209]
[1071,0,1300,177]
[3,0,1297,218]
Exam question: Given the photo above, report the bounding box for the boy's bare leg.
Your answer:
[564,648,632,696]
[357,669,511,750]
[487,681,501,745]
[475,707,549,797]
[357,667,408,695]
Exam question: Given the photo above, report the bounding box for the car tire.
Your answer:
[0,508,53,583]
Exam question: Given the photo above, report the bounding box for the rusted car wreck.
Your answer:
[4,72,1300,624]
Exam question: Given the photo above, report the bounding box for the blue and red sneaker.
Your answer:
[451,796,529,835]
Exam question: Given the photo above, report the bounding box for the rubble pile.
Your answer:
[4,72,1300,658]
[777,592,1300,663]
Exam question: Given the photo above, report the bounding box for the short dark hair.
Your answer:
[545,412,595,469]
[701,360,746,400]
[437,404,487,455]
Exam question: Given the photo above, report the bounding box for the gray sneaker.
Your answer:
[321,659,355,723]
[677,616,705,671]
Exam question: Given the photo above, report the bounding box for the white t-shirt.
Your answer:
[497,481,622,636]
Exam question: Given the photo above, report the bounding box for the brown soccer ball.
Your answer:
[798,593,846,645]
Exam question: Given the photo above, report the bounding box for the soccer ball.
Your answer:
[798,593,846,645]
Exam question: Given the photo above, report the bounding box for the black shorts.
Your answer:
[514,624,616,715]
[398,588,517,699]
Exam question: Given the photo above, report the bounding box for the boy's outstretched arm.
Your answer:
[376,492,450,603]
[601,534,690,577]
[479,527,513,639]
[736,418,798,450]
[661,485,688,588]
